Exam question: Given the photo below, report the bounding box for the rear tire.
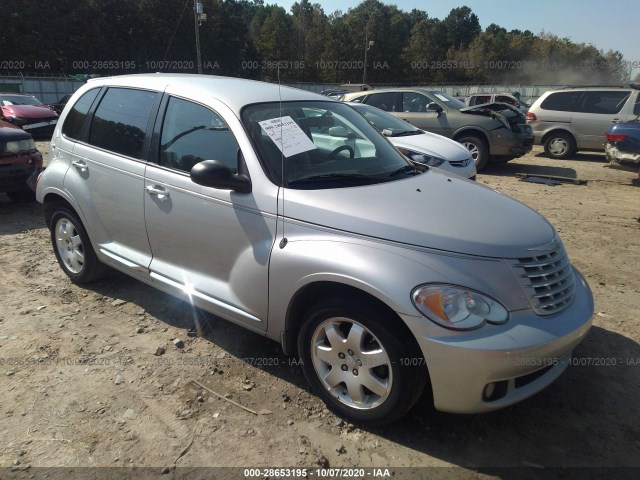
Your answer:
[297,298,427,426]
[544,131,575,159]
[457,135,489,170]
[50,207,109,284]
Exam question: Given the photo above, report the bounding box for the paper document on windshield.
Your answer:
[259,116,316,157]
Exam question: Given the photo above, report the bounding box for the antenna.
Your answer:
[278,65,287,249]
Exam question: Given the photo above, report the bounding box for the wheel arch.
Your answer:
[42,192,79,228]
[541,128,576,147]
[453,128,490,147]
[281,280,419,359]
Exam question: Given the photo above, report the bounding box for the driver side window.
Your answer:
[402,92,429,112]
[159,97,239,173]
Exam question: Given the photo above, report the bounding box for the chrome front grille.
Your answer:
[511,244,576,315]
[449,158,471,168]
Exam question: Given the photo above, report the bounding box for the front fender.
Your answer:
[266,224,532,345]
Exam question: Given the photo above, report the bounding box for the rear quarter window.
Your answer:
[88,88,157,159]
[61,88,101,140]
[540,91,582,112]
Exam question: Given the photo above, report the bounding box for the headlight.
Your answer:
[5,139,36,154]
[411,284,508,330]
[399,148,446,167]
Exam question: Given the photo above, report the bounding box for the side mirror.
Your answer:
[328,126,350,137]
[190,160,251,193]
[426,103,443,113]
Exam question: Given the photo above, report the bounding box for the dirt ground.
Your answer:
[1,144,639,479]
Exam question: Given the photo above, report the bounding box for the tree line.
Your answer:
[0,0,634,85]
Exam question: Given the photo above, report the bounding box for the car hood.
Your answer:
[2,104,58,119]
[388,131,470,161]
[283,169,555,258]
[460,102,521,115]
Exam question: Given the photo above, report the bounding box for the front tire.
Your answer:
[457,135,489,170]
[297,298,427,426]
[50,207,109,283]
[544,131,575,159]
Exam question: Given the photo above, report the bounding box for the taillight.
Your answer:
[526,112,537,121]
[606,132,626,142]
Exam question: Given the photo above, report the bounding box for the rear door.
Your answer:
[143,95,275,331]
[572,90,632,149]
[64,87,159,271]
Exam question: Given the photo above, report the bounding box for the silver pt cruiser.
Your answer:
[36,74,593,425]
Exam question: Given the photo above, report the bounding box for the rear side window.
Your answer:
[577,91,631,115]
[89,88,157,159]
[496,95,517,106]
[471,95,491,105]
[365,92,397,112]
[61,88,100,140]
[159,97,239,173]
[634,96,640,116]
[540,91,582,112]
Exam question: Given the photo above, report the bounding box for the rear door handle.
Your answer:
[71,160,88,172]
[145,185,170,198]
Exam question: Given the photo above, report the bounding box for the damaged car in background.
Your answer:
[342,88,533,170]
[606,119,640,176]
[0,93,59,137]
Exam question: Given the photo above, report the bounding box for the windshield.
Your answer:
[350,103,420,134]
[242,101,417,189]
[0,95,44,106]
[428,92,467,110]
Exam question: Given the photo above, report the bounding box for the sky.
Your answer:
[269,0,639,78]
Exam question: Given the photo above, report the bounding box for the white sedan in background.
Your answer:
[347,102,477,179]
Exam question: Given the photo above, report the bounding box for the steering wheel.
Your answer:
[328,145,355,159]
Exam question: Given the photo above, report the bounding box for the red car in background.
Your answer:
[0,93,58,137]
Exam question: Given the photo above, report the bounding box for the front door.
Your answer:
[398,92,450,136]
[143,96,276,330]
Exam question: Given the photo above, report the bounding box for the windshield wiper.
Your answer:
[288,173,380,185]
[387,164,420,177]
[393,130,423,137]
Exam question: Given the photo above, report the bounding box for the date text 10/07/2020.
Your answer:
[244,468,392,478]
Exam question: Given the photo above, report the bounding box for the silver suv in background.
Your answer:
[37,74,593,425]
[527,85,640,159]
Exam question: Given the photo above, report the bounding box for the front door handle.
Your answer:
[71,160,88,172]
[145,185,170,198]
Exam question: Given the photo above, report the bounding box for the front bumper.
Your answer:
[0,150,43,193]
[488,129,534,158]
[400,268,594,413]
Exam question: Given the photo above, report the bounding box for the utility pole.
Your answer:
[362,23,374,84]
[194,0,206,74]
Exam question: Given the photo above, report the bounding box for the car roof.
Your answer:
[549,86,633,92]
[86,74,329,114]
